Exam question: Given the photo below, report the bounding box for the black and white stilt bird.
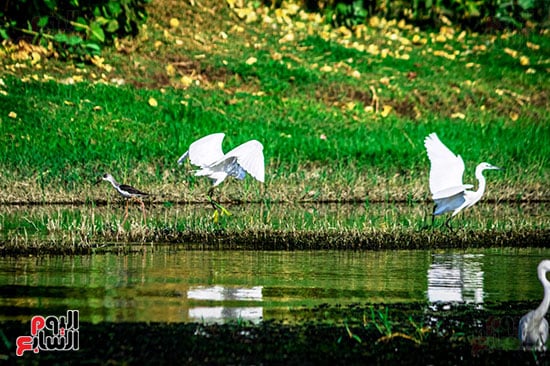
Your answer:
[98,173,149,224]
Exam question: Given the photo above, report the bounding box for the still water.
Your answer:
[1,247,549,323]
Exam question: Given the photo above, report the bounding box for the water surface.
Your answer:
[1,247,549,323]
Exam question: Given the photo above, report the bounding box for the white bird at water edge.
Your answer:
[519,259,550,352]
[424,132,502,228]
[178,133,265,217]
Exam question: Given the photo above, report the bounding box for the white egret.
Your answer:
[98,173,149,224]
[424,132,501,228]
[519,259,550,351]
[178,133,264,216]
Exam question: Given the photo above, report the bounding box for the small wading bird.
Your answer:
[519,259,550,351]
[97,173,149,225]
[424,132,502,229]
[178,133,264,218]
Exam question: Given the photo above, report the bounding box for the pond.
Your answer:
[1,247,549,324]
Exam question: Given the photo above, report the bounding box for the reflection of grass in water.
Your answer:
[0,202,548,253]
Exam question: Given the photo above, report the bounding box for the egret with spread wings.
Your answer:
[178,133,264,217]
[424,132,501,228]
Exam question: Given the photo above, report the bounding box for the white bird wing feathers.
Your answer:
[178,133,225,167]
[219,140,265,182]
[424,133,472,199]
[179,133,264,183]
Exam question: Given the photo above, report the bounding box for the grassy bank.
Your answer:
[0,202,548,254]
[0,2,548,253]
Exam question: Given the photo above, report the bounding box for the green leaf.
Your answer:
[106,19,119,33]
[0,28,9,40]
[95,16,109,26]
[37,16,49,29]
[89,22,105,43]
[67,35,83,46]
[73,17,88,32]
[53,33,69,43]
[106,2,122,16]
[83,42,101,53]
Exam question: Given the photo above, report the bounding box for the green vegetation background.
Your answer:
[0,1,548,205]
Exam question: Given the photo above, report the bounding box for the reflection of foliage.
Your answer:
[0,0,151,58]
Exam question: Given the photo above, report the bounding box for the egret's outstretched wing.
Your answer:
[424,133,471,199]
[178,133,226,167]
[223,140,265,182]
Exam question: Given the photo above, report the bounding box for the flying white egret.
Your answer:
[519,259,550,351]
[178,133,264,216]
[98,173,149,224]
[424,132,501,228]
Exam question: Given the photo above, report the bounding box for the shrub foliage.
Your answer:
[0,0,151,57]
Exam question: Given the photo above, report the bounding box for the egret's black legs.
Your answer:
[444,216,454,232]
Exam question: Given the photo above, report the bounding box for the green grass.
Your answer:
[0,202,547,253]
[0,2,548,246]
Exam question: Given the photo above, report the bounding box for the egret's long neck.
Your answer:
[474,165,487,195]
[535,268,550,321]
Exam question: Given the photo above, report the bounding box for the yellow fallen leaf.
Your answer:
[526,42,540,50]
[364,106,374,113]
[451,112,465,119]
[379,76,390,85]
[279,32,295,44]
[509,112,519,121]
[64,100,74,106]
[345,102,356,110]
[350,70,361,78]
[245,57,257,65]
[181,76,193,87]
[165,64,176,76]
[380,105,392,117]
[169,18,179,28]
[433,50,455,60]
[503,48,518,58]
[31,51,41,65]
[148,97,158,107]
[369,16,380,28]
[366,44,379,55]
[526,68,536,74]
[519,56,530,66]
[271,52,283,61]
[319,65,332,72]
[8,111,17,119]
[435,34,447,42]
